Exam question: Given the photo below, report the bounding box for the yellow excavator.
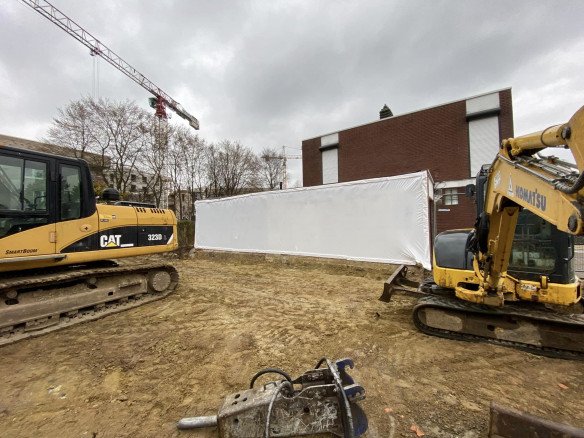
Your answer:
[414,105,584,359]
[0,144,179,346]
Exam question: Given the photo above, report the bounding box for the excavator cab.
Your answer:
[433,166,576,288]
[0,146,96,262]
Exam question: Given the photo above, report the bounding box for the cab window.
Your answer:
[0,156,48,211]
[509,215,556,275]
[60,165,82,220]
[24,160,48,211]
[0,155,49,238]
[0,155,23,210]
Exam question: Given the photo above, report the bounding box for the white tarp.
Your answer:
[195,171,431,269]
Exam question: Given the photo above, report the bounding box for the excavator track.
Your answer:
[413,294,584,360]
[0,262,179,347]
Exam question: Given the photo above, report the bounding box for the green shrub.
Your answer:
[177,220,195,249]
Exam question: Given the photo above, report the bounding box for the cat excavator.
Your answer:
[0,144,179,346]
[414,105,584,359]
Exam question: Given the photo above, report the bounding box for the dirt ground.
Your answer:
[1,253,583,438]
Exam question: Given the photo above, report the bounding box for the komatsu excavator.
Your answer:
[0,144,179,346]
[415,105,584,359]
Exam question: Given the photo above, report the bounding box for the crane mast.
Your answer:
[20,0,199,130]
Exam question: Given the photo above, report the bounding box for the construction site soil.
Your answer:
[1,253,583,438]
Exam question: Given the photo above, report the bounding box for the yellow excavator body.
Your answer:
[1,205,177,272]
[0,144,179,345]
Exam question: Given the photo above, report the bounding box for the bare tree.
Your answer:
[205,140,259,197]
[47,97,150,199]
[47,96,97,160]
[167,140,186,218]
[259,147,283,190]
[174,126,206,218]
[204,143,222,198]
[47,98,266,209]
[98,99,148,196]
[140,117,173,207]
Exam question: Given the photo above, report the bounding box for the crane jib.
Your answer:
[21,0,200,130]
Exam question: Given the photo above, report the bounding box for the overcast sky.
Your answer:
[2,0,584,185]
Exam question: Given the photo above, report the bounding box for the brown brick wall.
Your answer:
[499,88,514,139]
[301,137,323,186]
[303,100,471,186]
[339,100,470,184]
[435,194,477,235]
[302,90,514,187]
[301,90,513,232]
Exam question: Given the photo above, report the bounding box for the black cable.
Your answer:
[554,170,584,194]
[314,357,327,369]
[264,380,293,438]
[249,368,292,389]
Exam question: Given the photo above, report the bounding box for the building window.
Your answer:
[142,175,148,184]
[443,188,459,206]
[131,184,137,192]
[131,174,137,182]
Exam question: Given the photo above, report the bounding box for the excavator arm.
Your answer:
[460,106,584,306]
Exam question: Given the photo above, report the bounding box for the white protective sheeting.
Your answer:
[195,171,432,269]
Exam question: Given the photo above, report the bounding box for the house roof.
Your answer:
[0,133,108,166]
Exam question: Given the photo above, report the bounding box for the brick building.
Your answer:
[302,89,514,234]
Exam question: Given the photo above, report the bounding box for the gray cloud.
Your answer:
[1,0,584,184]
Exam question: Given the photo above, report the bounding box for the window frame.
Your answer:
[0,153,52,216]
[443,188,459,206]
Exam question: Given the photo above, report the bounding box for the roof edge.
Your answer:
[302,87,512,142]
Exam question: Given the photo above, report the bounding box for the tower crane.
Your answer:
[20,0,199,130]
[280,146,302,189]
[262,146,302,189]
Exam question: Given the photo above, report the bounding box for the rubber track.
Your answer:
[0,262,179,347]
[413,294,584,360]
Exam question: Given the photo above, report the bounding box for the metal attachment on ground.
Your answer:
[379,265,421,302]
[177,357,368,437]
[489,402,584,437]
